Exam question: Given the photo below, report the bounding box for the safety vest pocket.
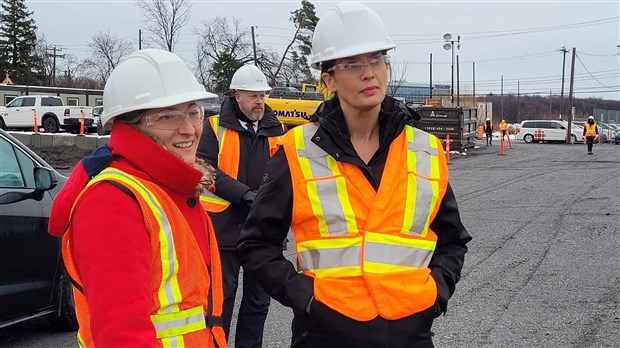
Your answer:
[150,305,207,339]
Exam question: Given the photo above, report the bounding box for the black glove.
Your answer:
[241,190,257,208]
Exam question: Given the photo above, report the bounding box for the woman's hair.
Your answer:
[114,110,143,126]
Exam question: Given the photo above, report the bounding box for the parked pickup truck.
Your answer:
[0,95,94,133]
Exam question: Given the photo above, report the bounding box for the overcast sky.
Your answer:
[26,0,620,100]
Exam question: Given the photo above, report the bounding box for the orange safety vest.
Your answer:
[499,122,508,131]
[585,123,596,137]
[62,167,227,348]
[200,115,283,212]
[282,123,448,321]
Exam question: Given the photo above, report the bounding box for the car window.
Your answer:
[0,137,26,188]
[550,122,564,129]
[42,97,63,107]
[21,97,36,107]
[537,121,552,129]
[522,121,536,128]
[6,98,23,108]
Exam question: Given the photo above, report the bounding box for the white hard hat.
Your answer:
[230,64,271,92]
[309,1,396,69]
[101,49,216,130]
[486,118,490,121]
[588,115,594,120]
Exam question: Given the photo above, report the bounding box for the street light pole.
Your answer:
[443,33,461,105]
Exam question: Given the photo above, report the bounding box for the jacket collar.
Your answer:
[307,95,412,167]
[107,122,202,195]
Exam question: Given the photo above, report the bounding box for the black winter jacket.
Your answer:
[236,96,471,323]
[197,96,285,249]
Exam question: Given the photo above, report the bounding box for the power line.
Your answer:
[575,53,615,89]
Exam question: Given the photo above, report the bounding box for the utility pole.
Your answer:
[456,54,460,106]
[429,53,432,99]
[473,62,476,107]
[559,46,568,120]
[500,75,504,120]
[517,81,520,122]
[47,46,65,86]
[566,47,576,144]
[139,29,142,50]
[251,26,258,65]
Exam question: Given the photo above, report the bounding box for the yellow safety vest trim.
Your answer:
[87,169,183,316]
[150,305,207,339]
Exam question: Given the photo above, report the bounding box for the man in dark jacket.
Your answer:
[483,118,493,146]
[197,64,285,347]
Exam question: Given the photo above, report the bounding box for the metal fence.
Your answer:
[593,108,620,125]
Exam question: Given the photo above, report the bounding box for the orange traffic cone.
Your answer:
[498,134,505,155]
[79,110,85,136]
[507,133,513,149]
[445,134,450,165]
[33,109,39,134]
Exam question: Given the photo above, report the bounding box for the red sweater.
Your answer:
[50,123,213,347]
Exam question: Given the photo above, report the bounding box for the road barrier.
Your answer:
[33,109,39,134]
[498,134,506,156]
[446,134,451,165]
[79,111,85,136]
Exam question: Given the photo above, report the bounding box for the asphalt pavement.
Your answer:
[1,139,618,347]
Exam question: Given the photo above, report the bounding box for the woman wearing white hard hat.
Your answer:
[237,2,471,347]
[48,49,227,347]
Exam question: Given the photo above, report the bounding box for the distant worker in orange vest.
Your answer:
[583,116,598,155]
[483,118,493,146]
[499,119,508,141]
[237,2,472,347]
[48,49,227,348]
[197,64,285,346]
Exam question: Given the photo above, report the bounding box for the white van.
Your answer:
[518,120,580,144]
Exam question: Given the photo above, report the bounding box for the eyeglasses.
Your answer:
[143,106,205,130]
[327,55,390,77]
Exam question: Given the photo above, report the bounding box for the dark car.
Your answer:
[0,129,77,330]
[615,129,620,145]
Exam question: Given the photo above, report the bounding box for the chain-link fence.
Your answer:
[593,108,620,125]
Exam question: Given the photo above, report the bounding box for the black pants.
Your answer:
[486,133,492,145]
[586,136,595,153]
[220,250,271,348]
[291,300,435,348]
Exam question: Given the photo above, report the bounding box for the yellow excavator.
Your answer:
[265,84,331,127]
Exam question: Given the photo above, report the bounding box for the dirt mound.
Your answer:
[33,145,93,173]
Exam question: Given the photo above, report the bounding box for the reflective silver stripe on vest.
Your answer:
[152,311,205,336]
[98,169,180,314]
[410,175,434,235]
[296,124,350,236]
[364,241,434,268]
[298,246,361,271]
[408,128,438,178]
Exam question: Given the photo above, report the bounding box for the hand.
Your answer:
[241,190,257,208]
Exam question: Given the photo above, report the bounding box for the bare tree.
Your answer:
[387,60,412,98]
[271,0,318,85]
[136,0,190,52]
[194,17,256,93]
[34,33,54,85]
[84,31,133,85]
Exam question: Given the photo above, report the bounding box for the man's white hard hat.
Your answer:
[101,49,216,130]
[229,64,271,92]
[309,1,396,70]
